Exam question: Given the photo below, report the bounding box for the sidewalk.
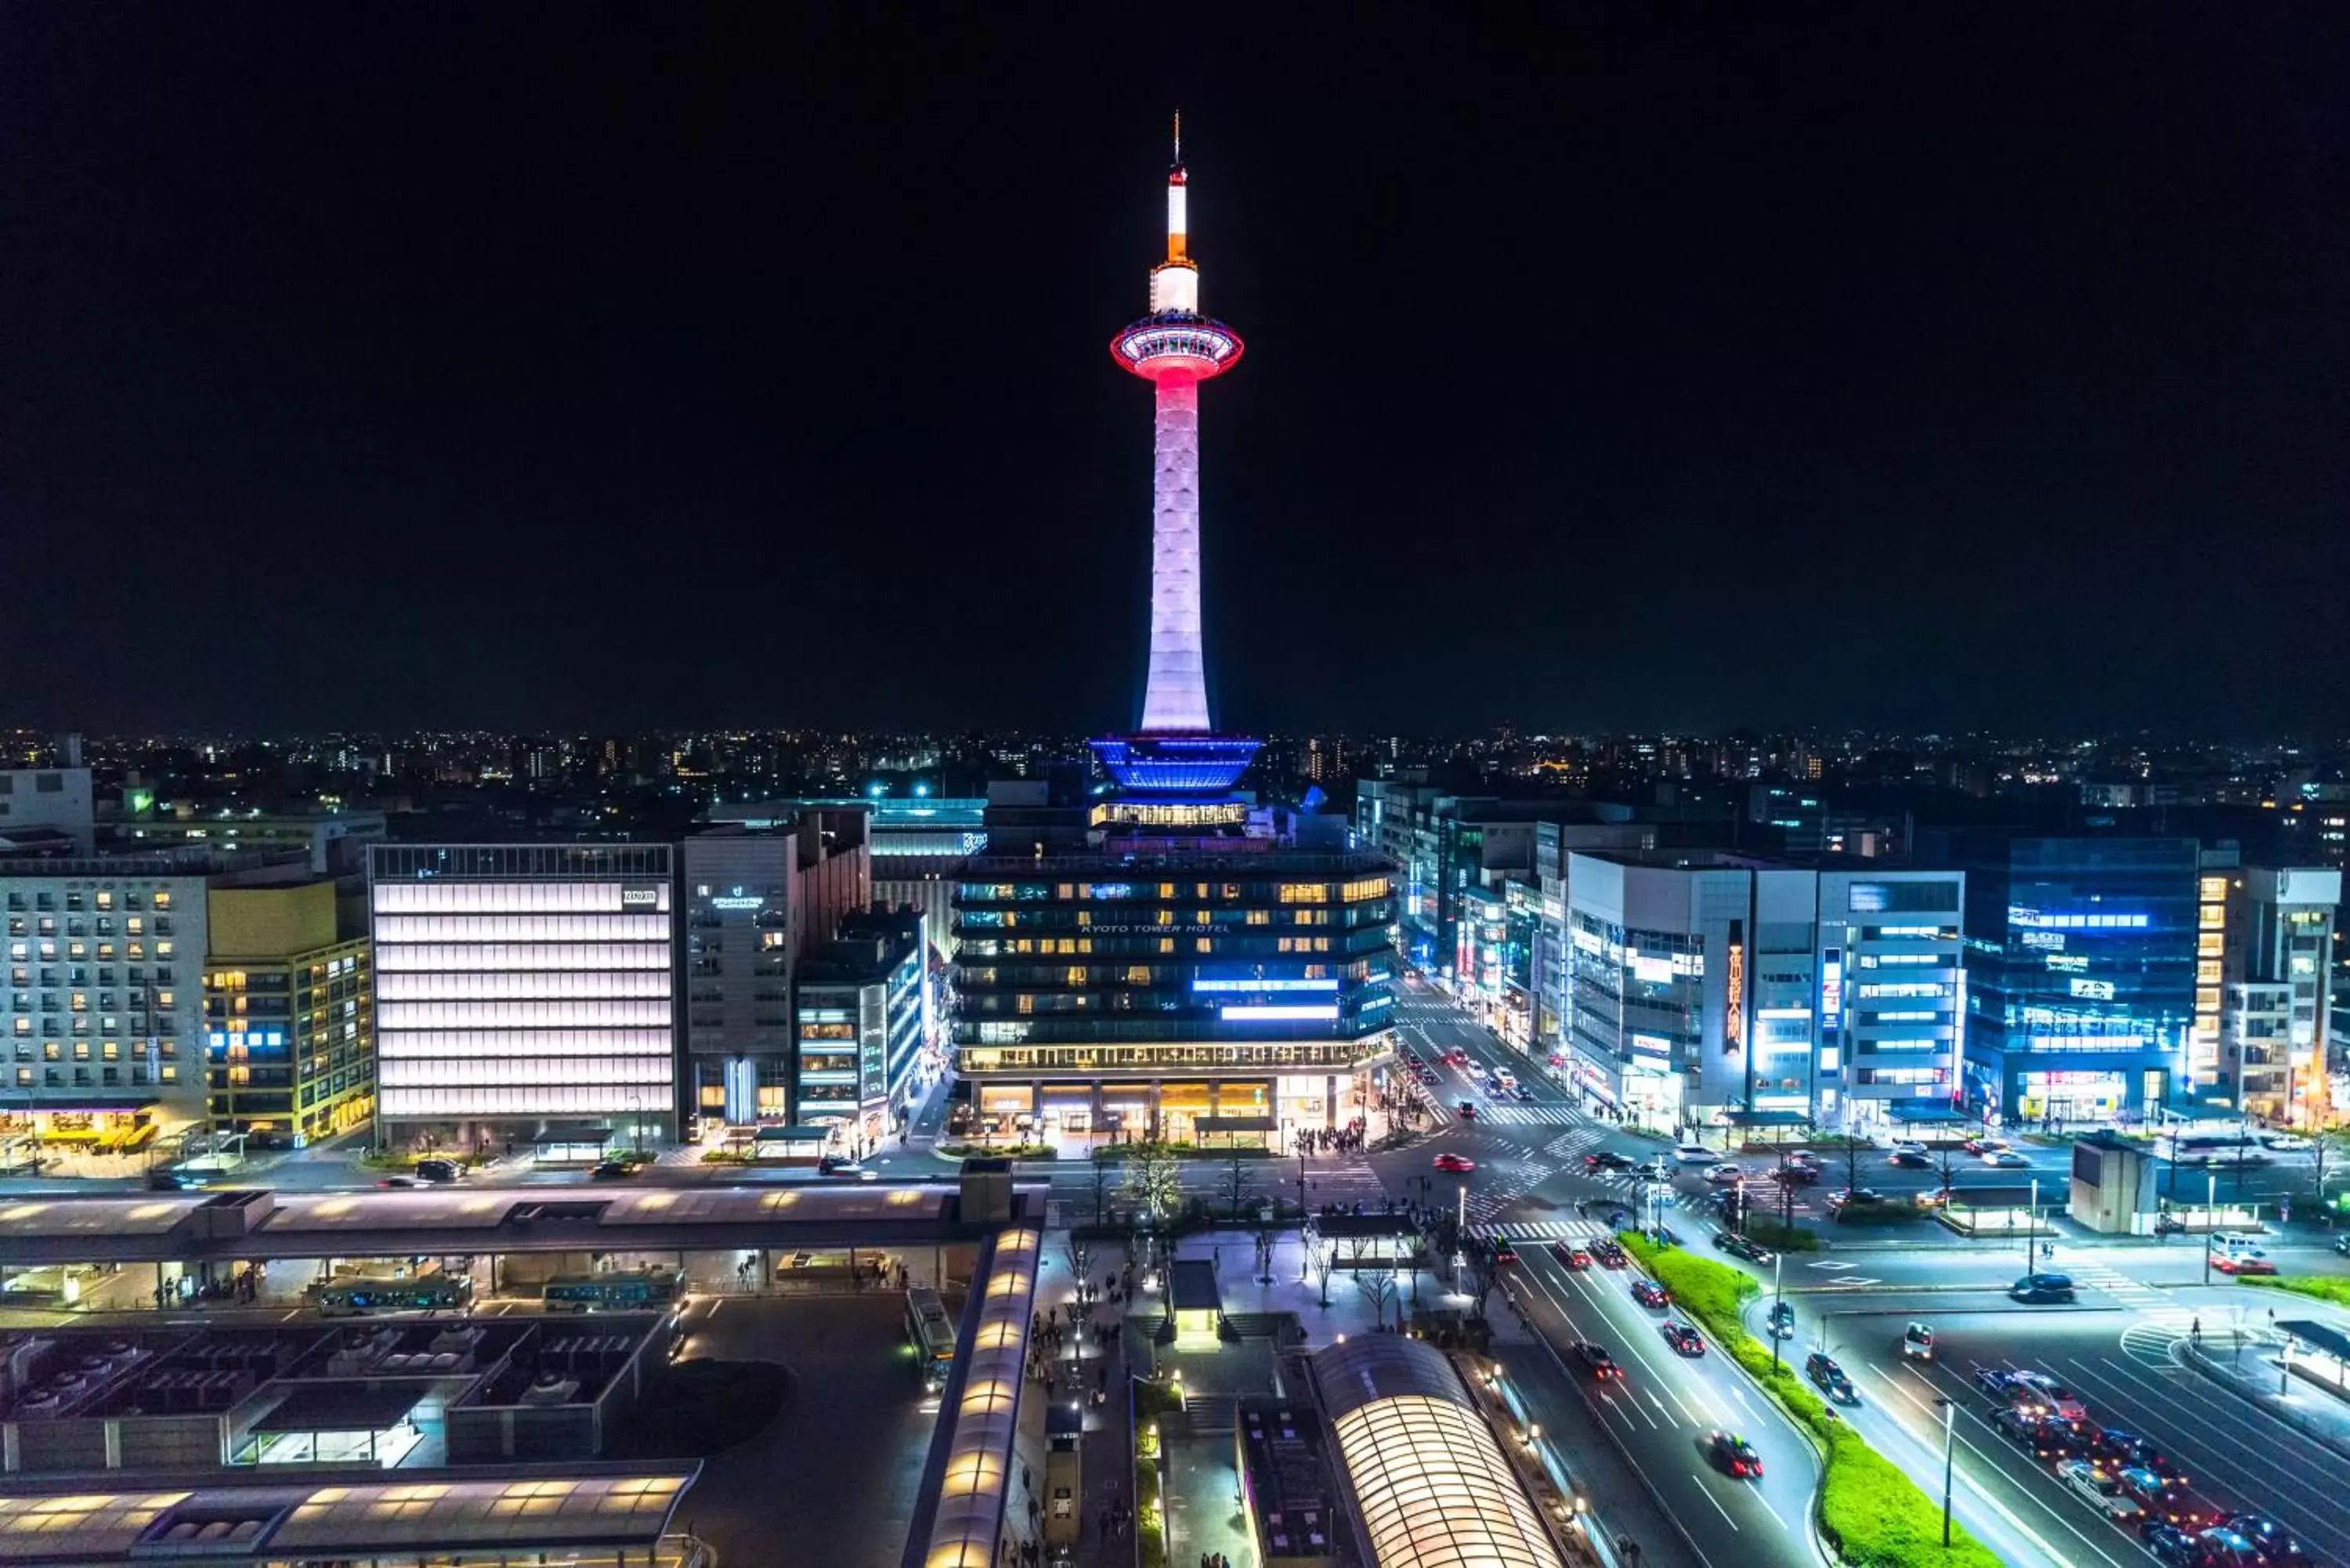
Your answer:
[2182,1305,2350,1462]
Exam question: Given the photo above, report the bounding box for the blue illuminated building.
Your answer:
[1926,830,2200,1125]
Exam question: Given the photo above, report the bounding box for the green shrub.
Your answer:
[2243,1274,2350,1307]
[1836,1198,1926,1227]
[940,1141,1057,1159]
[1617,1231,2003,1568]
[1743,1218,1823,1252]
[1135,1447,1167,1568]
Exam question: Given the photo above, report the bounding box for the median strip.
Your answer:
[1618,1231,2003,1568]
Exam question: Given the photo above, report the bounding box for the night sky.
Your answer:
[6,9,2347,738]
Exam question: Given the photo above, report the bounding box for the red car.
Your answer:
[1434,1153,1477,1173]
[1455,1102,1478,1120]
[1631,1279,1672,1310]
[1493,1243,1520,1265]
[1708,1430,1763,1478]
[1661,1321,1706,1357]
[1442,1049,1470,1067]
[2211,1254,2276,1276]
[1553,1242,1592,1270]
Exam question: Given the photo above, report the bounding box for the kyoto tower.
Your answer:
[1090,117,1261,793]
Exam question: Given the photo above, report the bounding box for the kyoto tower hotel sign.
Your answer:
[1091,120,1259,793]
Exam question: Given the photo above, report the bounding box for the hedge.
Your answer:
[1742,1218,1823,1252]
[1617,1232,2002,1568]
[2243,1274,2350,1308]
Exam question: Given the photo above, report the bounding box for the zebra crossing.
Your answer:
[1470,1217,1623,1242]
[2059,1255,2164,1309]
[1476,1104,1589,1127]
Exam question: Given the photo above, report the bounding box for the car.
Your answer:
[1705,1429,1764,1478]
[2011,1272,2076,1303]
[2337,1234,2350,1258]
[1590,1240,1629,1268]
[2211,1253,2277,1276]
[2197,1528,2268,1568]
[1661,1321,1705,1357]
[2224,1516,2312,1566]
[1806,1354,1859,1405]
[2057,1460,2145,1522]
[1766,1301,1797,1339]
[1574,1341,1622,1380]
[414,1158,461,1183]
[1704,1162,1747,1184]
[1584,1151,1636,1172]
[146,1168,197,1190]
[1984,1150,2033,1169]
[1416,1068,1440,1085]
[1965,1136,2010,1155]
[1553,1242,1592,1270]
[1889,1140,1928,1157]
[1825,1186,1886,1212]
[1434,1152,1477,1173]
[1631,1279,1672,1309]
[818,1156,877,1181]
[376,1175,420,1188]
[1455,1101,1478,1120]
[1546,1053,1568,1068]
[1442,1049,1470,1067]
[1890,1150,1932,1169]
[2090,1429,2182,1480]
[2144,1526,2204,1566]
[1491,1241,1520,1264]
[1901,1322,1935,1361]
[1634,1158,1676,1180]
[1712,1230,1774,1263]
[2004,1370,2088,1422]
[2115,1468,2190,1517]
[1513,1085,1536,1101]
[1993,1407,2088,1458]
[1772,1163,1821,1186]
[2258,1133,2308,1152]
[1673,1143,1720,1165]
[589,1159,632,1180]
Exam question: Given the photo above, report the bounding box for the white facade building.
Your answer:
[1562,852,1963,1135]
[368,844,677,1152]
[0,768,95,853]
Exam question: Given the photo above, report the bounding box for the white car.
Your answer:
[1674,1143,1720,1165]
[2055,1460,2143,1522]
[1889,1140,1928,1158]
[1705,1163,1747,1185]
[1900,1322,1934,1361]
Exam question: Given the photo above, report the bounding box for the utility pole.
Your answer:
[1936,1396,1958,1547]
[2204,1169,2217,1286]
[1770,1250,1785,1372]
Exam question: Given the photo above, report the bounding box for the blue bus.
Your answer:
[905,1287,955,1392]
[314,1275,474,1318]
[541,1269,684,1313]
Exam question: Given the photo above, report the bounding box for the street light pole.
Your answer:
[1770,1250,1784,1372]
[2204,1169,2217,1286]
[1936,1396,1958,1547]
[2025,1176,2037,1274]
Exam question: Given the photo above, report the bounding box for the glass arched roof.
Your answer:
[1315,1337,1564,1568]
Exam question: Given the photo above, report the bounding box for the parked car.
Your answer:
[1631,1279,1671,1309]
[2056,1460,2145,1523]
[1661,1321,1705,1357]
[1574,1341,1622,1381]
[1901,1322,1935,1360]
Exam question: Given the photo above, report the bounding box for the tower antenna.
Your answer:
[1173,111,1181,166]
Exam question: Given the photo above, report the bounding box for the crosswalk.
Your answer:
[1471,1217,1625,1242]
[1475,1104,1589,1127]
[2059,1255,2164,1308]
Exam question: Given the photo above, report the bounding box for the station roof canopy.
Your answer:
[251,1382,431,1435]
[2279,1319,2350,1365]
[1721,1110,1811,1129]
[1311,1335,1564,1568]
[0,1180,1045,1266]
[0,1463,696,1565]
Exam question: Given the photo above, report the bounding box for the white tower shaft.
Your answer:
[1140,378,1210,732]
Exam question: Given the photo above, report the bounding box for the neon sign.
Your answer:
[1724,936,1746,1052]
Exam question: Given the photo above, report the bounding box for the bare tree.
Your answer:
[1306,1236,1338,1308]
[1065,1233,1097,1298]
[1090,1147,1113,1225]
[1123,1143,1181,1225]
[1223,1147,1250,1219]
[1355,1267,1400,1331]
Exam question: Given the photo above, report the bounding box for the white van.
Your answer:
[1495,1068,1518,1093]
[2208,1231,2267,1259]
[1673,1143,1719,1165]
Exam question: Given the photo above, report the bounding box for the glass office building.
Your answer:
[1936,833,2199,1124]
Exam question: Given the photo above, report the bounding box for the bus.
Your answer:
[314,1275,474,1318]
[541,1269,684,1313]
[905,1287,955,1392]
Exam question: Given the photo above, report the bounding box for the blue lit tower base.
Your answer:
[1089,732,1261,793]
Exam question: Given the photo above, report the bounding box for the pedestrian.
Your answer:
[2191,1315,2202,1344]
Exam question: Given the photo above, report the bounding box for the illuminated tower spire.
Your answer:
[1104,121,1245,768]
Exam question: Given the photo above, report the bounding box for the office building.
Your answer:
[1928,831,2199,1124]
[1,856,215,1142]
[203,880,374,1143]
[1560,852,1963,1133]
[796,905,932,1149]
[681,829,800,1128]
[126,805,386,876]
[367,844,678,1154]
[0,766,95,854]
[712,793,978,959]
[2209,866,2338,1124]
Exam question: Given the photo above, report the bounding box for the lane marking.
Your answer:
[1690,1474,1741,1530]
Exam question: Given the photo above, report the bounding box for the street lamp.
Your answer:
[1934,1396,1958,1547]
[1770,1251,1785,1372]
[2204,1169,2218,1287]
[2024,1176,2038,1274]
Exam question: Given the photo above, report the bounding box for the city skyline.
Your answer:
[7,11,2348,735]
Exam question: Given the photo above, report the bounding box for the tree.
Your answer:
[1091,1147,1114,1225]
[1253,1228,1277,1283]
[1065,1233,1097,1299]
[1355,1267,1400,1331]
[1123,1143,1182,1225]
[1305,1232,1338,1308]
[1842,1131,1865,1198]
[2309,1127,2347,1224]
[1223,1147,1250,1220]
[1935,1146,1961,1209]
